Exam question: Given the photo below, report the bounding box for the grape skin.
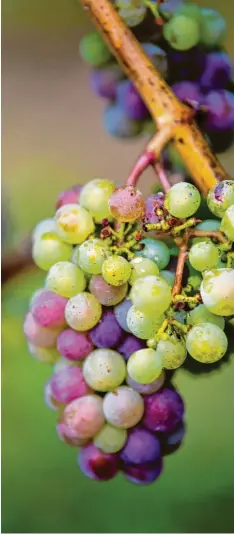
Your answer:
[65,292,102,331]
[186,322,228,363]
[156,337,187,370]
[79,32,112,67]
[127,348,163,384]
[136,238,170,270]
[62,395,105,440]
[55,204,95,245]
[32,232,72,271]
[221,204,234,241]
[188,241,219,272]
[50,365,91,404]
[207,181,234,218]
[108,185,145,222]
[165,182,201,218]
[127,305,165,340]
[131,275,171,315]
[94,424,127,454]
[79,179,115,223]
[187,304,225,330]
[89,275,128,306]
[78,239,110,275]
[114,298,132,332]
[129,257,159,285]
[126,370,165,395]
[83,349,126,392]
[103,386,144,429]
[78,443,119,481]
[32,219,57,241]
[163,14,200,51]
[46,261,86,298]
[120,428,161,465]
[201,268,234,316]
[102,255,131,286]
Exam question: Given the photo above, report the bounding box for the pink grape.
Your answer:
[89,275,128,306]
[44,381,63,411]
[31,290,67,329]
[55,185,82,210]
[24,312,61,348]
[78,443,119,481]
[50,365,91,404]
[108,186,145,223]
[56,420,89,447]
[57,329,93,361]
[62,394,105,439]
[120,428,161,465]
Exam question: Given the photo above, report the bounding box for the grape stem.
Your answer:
[172,232,189,297]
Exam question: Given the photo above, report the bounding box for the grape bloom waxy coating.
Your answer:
[186,322,228,363]
[103,386,144,428]
[55,204,94,245]
[83,348,126,392]
[131,275,171,315]
[127,348,163,384]
[65,292,102,331]
[165,182,201,218]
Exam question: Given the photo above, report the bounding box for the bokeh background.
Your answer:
[2,1,234,532]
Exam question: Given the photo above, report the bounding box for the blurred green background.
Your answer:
[2,1,234,533]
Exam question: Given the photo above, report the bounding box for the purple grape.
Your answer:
[89,309,123,348]
[161,422,186,456]
[116,80,149,120]
[78,443,119,481]
[172,81,203,107]
[143,388,184,433]
[55,185,82,210]
[167,46,207,83]
[204,90,234,131]
[114,298,132,333]
[57,329,93,361]
[200,52,232,91]
[120,428,161,465]
[142,43,167,77]
[144,193,165,224]
[50,365,91,404]
[90,64,123,100]
[123,459,163,485]
[104,104,142,138]
[31,290,67,329]
[117,334,145,361]
[127,370,165,395]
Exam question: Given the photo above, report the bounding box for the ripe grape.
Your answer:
[204,90,234,132]
[127,370,165,395]
[57,329,93,361]
[32,219,57,241]
[117,334,145,361]
[167,46,206,83]
[103,386,144,428]
[161,422,186,455]
[144,193,165,225]
[56,421,89,447]
[200,52,232,91]
[89,274,128,306]
[129,257,159,285]
[127,348,163,384]
[45,261,86,298]
[79,179,115,223]
[142,43,168,78]
[186,322,228,363]
[90,64,123,100]
[127,305,164,340]
[89,309,123,348]
[188,241,219,272]
[62,394,105,439]
[163,14,200,51]
[187,304,225,330]
[32,232,72,271]
[200,8,226,47]
[221,204,234,241]
[31,290,67,329]
[55,204,94,245]
[102,255,131,286]
[54,357,82,373]
[120,427,161,465]
[136,238,170,270]
[123,460,163,485]
[108,185,145,222]
[131,275,171,315]
[44,381,62,411]
[172,81,203,106]
[159,270,175,287]
[94,424,127,454]
[78,443,119,481]
[104,104,142,138]
[83,348,126,392]
[114,298,132,332]
[50,365,91,404]
[165,182,201,218]
[65,292,102,331]
[207,181,234,218]
[156,337,187,370]
[24,312,60,348]
[201,268,234,316]
[79,32,112,67]
[117,80,149,120]
[78,238,110,275]
[28,342,60,364]
[143,388,184,433]
[55,185,82,210]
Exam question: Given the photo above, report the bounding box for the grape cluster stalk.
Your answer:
[21,0,234,484]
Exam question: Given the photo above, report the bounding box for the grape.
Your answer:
[127,306,165,340]
[50,365,91,404]
[55,185,82,210]
[31,290,67,329]
[201,268,234,316]
[167,46,206,83]
[32,232,72,271]
[104,104,142,138]
[188,241,219,272]
[123,459,163,485]
[176,2,201,21]
[127,370,165,395]
[186,322,228,363]
[103,386,144,428]
[160,270,175,287]
[136,238,170,270]
[118,6,146,28]
[102,255,131,287]
[158,0,183,19]
[143,388,184,433]
[24,312,61,348]
[79,32,112,67]
[117,80,149,120]
[78,443,119,481]
[89,310,123,348]
[56,420,89,447]
[204,91,234,132]
[54,357,82,374]
[90,64,123,100]
[28,342,60,364]
[161,422,186,455]
[120,427,161,465]
[207,181,234,218]
[171,81,203,106]
[117,335,145,363]
[62,394,105,439]
[79,179,115,224]
[172,309,187,325]
[200,8,226,48]
[127,348,163,384]
[156,337,187,370]
[65,292,102,331]
[129,257,159,285]
[114,298,132,332]
[187,304,225,330]
[165,182,201,218]
[200,52,232,91]
[55,204,94,245]
[89,275,128,306]
[83,348,126,392]
[57,329,93,361]
[44,381,62,411]
[32,219,57,241]
[142,43,168,78]
[46,261,86,298]
[78,238,110,275]
[144,193,165,225]
[108,185,145,222]
[94,424,127,453]
[163,14,200,51]
[29,288,45,308]
[192,219,220,244]
[131,275,171,315]
[221,205,234,241]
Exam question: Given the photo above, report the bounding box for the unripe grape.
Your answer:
[127,348,163,384]
[79,32,112,67]
[201,268,234,316]
[129,257,159,285]
[221,205,234,241]
[127,370,165,395]
[55,204,94,245]
[189,241,219,272]
[131,275,171,315]
[165,182,201,218]
[46,261,86,298]
[207,181,234,218]
[187,304,225,330]
[102,255,131,286]
[156,337,187,370]
[65,292,102,331]
[78,238,110,275]
[136,238,170,270]
[83,348,126,392]
[163,14,200,51]
[32,232,72,271]
[186,322,228,363]
[127,306,165,340]
[94,424,127,454]
[79,179,115,223]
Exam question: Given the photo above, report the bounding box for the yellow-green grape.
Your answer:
[46,261,86,298]
[156,337,187,370]
[165,182,201,218]
[127,348,163,384]
[127,306,165,340]
[201,268,234,316]
[159,270,175,287]
[129,257,159,285]
[102,255,131,286]
[28,343,60,364]
[188,241,219,272]
[55,204,94,245]
[220,205,234,241]
[187,304,225,330]
[83,349,126,391]
[94,424,127,453]
[207,181,234,218]
[131,275,171,315]
[32,219,57,241]
[65,292,102,331]
[32,232,72,271]
[79,179,115,223]
[78,238,110,275]
[186,322,228,363]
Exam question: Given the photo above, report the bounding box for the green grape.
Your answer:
[187,274,202,291]
[192,219,220,244]
[156,337,187,370]
[102,255,131,286]
[46,261,86,298]
[127,305,165,340]
[186,322,228,363]
[200,8,226,48]
[55,204,94,245]
[118,6,146,27]
[136,238,170,270]
[131,275,171,315]
[187,304,225,330]
[127,348,163,384]
[94,423,127,454]
[32,232,72,271]
[65,292,102,331]
[165,182,201,218]
[176,2,201,22]
[188,241,219,272]
[32,219,57,241]
[28,343,60,364]
[83,349,126,392]
[129,257,159,285]
[159,270,175,287]
[79,32,112,67]
[201,268,234,316]
[163,14,200,51]
[207,181,234,218]
[220,205,234,241]
[78,239,110,275]
[79,179,115,223]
